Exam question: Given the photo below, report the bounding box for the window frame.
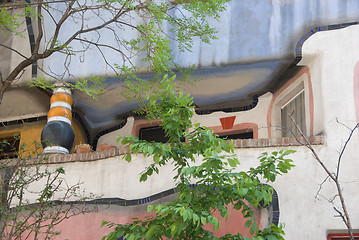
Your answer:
[132,119,186,143]
[0,133,20,159]
[280,89,307,137]
[327,233,359,240]
[269,75,311,138]
[209,122,258,139]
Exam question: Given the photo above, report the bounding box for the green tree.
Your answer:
[102,75,295,240]
[0,0,229,100]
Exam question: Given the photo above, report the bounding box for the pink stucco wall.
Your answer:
[44,203,261,239]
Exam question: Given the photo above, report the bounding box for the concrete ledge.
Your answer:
[11,135,324,165]
[233,135,324,148]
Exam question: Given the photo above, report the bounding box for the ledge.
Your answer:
[15,136,324,165]
[232,135,324,148]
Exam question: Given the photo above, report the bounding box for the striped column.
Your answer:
[41,84,75,154]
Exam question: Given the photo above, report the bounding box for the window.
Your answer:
[218,131,253,140]
[281,90,306,137]
[269,68,314,139]
[139,126,170,143]
[0,134,20,159]
[210,123,258,140]
[327,233,359,240]
[139,125,186,143]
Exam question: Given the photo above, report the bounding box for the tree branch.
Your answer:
[288,114,355,240]
[336,122,358,180]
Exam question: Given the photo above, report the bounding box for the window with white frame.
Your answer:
[281,90,306,137]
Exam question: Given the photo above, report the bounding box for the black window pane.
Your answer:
[219,131,253,140]
[0,135,20,159]
[139,126,169,143]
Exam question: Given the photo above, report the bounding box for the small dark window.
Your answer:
[218,131,253,140]
[139,126,186,143]
[0,135,20,159]
[139,126,170,143]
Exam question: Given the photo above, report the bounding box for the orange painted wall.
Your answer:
[0,119,87,156]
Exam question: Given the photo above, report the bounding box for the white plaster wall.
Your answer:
[300,25,359,143]
[288,24,359,238]
[191,92,272,138]
[0,9,32,85]
[97,117,135,146]
[26,140,359,239]
[97,93,273,146]
[26,154,177,202]
[299,53,325,136]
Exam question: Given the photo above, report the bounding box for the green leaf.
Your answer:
[228,158,238,167]
[139,174,147,182]
[153,154,160,164]
[245,219,252,229]
[116,231,124,238]
[101,220,108,227]
[125,153,132,162]
[193,213,199,223]
[146,225,157,238]
[128,234,135,240]
[267,235,278,240]
[107,232,116,240]
[183,210,188,221]
[171,224,177,235]
[185,193,192,203]
[250,217,257,234]
[147,146,154,155]
[239,188,248,197]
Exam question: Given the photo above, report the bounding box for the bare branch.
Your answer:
[33,0,44,55]
[315,175,330,201]
[0,43,28,59]
[288,114,356,240]
[336,122,359,180]
[288,114,336,181]
[333,206,348,225]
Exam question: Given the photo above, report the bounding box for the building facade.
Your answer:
[0,0,359,239]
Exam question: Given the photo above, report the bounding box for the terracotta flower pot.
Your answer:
[96,144,117,152]
[74,144,94,153]
[220,116,236,130]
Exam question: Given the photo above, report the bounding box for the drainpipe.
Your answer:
[41,83,75,154]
